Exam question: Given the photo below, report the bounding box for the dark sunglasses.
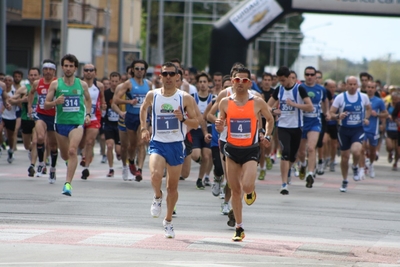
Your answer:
[305,73,315,77]
[84,68,95,72]
[135,67,145,71]
[161,71,176,77]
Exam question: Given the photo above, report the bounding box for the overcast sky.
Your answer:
[300,13,399,62]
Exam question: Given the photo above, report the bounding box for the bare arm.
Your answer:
[9,86,27,105]
[113,80,136,105]
[81,81,92,124]
[286,97,314,112]
[28,80,39,115]
[206,89,227,123]
[258,98,274,136]
[215,98,228,133]
[44,80,60,109]
[182,93,200,129]
[139,91,154,142]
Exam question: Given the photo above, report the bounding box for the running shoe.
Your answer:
[232,227,245,242]
[359,168,365,180]
[45,157,50,166]
[299,164,306,180]
[305,173,314,188]
[42,166,47,175]
[340,180,348,192]
[135,169,143,182]
[36,163,45,177]
[101,155,107,163]
[219,185,225,199]
[151,191,163,218]
[221,202,230,215]
[266,157,273,170]
[129,162,137,175]
[316,161,324,175]
[244,191,256,206]
[172,206,177,217]
[204,177,211,186]
[28,165,35,177]
[330,161,335,172]
[293,164,300,177]
[81,169,89,180]
[388,152,393,163]
[392,163,398,171]
[196,179,205,190]
[227,209,235,227]
[106,169,114,178]
[122,166,129,181]
[80,157,86,167]
[7,149,14,164]
[369,164,375,178]
[49,167,56,184]
[163,219,175,238]
[211,177,221,197]
[62,183,72,196]
[352,166,360,181]
[258,169,266,180]
[280,184,289,195]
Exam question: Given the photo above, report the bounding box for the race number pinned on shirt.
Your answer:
[62,96,80,112]
[157,115,179,133]
[38,95,46,109]
[230,118,251,139]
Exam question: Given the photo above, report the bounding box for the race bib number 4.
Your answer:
[156,115,179,132]
[62,96,80,112]
[230,118,251,139]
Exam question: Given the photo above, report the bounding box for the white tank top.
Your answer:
[88,84,100,121]
[3,88,17,120]
[151,89,186,143]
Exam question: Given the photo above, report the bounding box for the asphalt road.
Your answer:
[0,144,399,266]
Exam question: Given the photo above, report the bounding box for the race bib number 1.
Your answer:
[157,115,179,131]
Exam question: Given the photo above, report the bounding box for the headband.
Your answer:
[42,62,56,70]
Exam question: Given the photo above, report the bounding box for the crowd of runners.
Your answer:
[1,55,399,241]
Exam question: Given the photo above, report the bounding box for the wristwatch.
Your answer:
[264,135,271,142]
[85,113,91,117]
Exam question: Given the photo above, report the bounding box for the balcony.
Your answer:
[49,0,105,29]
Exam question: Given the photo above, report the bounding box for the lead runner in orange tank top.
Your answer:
[216,68,274,242]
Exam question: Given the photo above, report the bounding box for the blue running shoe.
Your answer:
[62,183,72,196]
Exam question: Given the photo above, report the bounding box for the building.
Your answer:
[4,0,142,79]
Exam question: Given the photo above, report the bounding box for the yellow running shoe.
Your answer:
[266,157,273,170]
[232,227,245,242]
[258,170,266,180]
[244,191,256,206]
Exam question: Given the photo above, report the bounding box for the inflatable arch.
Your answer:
[209,0,400,74]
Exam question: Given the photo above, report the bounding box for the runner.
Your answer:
[215,67,274,241]
[329,76,371,192]
[140,62,199,238]
[44,54,92,196]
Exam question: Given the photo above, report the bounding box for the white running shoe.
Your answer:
[221,202,230,215]
[211,177,221,197]
[150,191,163,218]
[36,163,45,177]
[163,219,175,238]
[219,184,225,199]
[122,166,129,181]
[352,166,360,181]
[369,164,375,178]
[49,167,56,184]
[359,168,365,180]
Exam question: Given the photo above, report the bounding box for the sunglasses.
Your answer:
[305,73,315,76]
[135,67,145,71]
[161,71,176,77]
[233,77,251,84]
[84,68,95,72]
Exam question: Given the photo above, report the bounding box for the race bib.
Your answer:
[304,104,319,118]
[280,100,295,115]
[62,96,80,112]
[230,118,251,139]
[38,95,46,109]
[107,108,119,122]
[347,111,361,125]
[156,115,179,132]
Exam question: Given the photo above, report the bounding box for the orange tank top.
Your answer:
[226,95,258,147]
